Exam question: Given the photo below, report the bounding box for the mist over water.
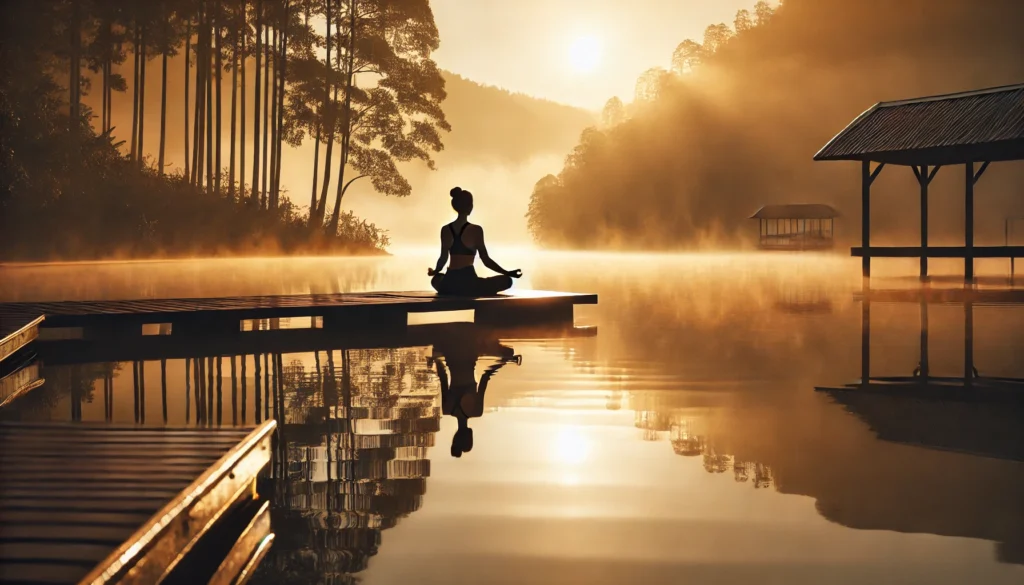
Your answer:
[4,253,1022,584]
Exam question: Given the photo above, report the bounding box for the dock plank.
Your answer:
[0,421,275,585]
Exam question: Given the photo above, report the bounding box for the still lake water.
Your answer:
[2,252,1022,584]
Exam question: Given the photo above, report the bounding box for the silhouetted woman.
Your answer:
[429,187,522,295]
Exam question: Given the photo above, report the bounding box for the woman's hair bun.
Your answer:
[450,186,462,197]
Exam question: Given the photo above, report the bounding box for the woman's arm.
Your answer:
[477,227,521,277]
[429,227,452,276]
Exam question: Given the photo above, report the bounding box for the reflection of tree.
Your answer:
[635,410,670,443]
[255,347,439,585]
[631,397,776,489]
[670,420,705,456]
[2,362,119,422]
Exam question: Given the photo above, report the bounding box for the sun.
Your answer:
[567,35,602,74]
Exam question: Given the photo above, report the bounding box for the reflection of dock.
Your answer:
[0,421,276,584]
[34,323,597,366]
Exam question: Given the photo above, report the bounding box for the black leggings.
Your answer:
[432,266,513,296]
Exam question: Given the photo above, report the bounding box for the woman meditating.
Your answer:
[429,186,522,296]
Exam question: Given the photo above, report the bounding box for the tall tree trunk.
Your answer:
[306,6,319,218]
[158,10,168,176]
[184,19,191,181]
[268,26,278,210]
[138,26,147,168]
[261,22,270,209]
[158,50,167,174]
[309,127,320,215]
[240,7,246,201]
[192,5,205,186]
[314,0,335,225]
[229,13,238,199]
[130,26,140,160]
[329,0,357,233]
[101,19,109,134]
[251,0,263,204]
[272,6,288,211]
[214,0,223,194]
[69,1,80,132]
[206,16,214,191]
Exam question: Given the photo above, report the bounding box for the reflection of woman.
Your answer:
[430,329,520,457]
[428,187,522,296]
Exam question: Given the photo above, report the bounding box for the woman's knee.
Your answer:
[497,275,513,291]
[431,273,446,293]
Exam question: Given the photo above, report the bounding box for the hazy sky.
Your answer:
[431,0,757,110]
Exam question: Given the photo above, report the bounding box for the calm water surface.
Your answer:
[2,253,1022,584]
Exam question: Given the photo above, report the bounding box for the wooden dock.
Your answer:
[0,290,596,338]
[0,312,43,365]
[0,421,276,585]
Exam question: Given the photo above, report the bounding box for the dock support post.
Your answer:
[862,161,871,279]
[476,303,574,327]
[965,162,974,283]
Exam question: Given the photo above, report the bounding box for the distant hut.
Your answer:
[750,204,839,250]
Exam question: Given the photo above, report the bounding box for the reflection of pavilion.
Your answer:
[813,288,1024,465]
[807,288,1024,565]
[817,288,1024,401]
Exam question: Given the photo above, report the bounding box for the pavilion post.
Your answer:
[861,161,871,278]
[919,165,929,280]
[965,162,974,282]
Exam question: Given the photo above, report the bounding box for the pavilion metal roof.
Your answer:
[813,83,1024,166]
[750,204,839,220]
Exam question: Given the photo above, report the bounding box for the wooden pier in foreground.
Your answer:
[0,421,276,585]
[0,288,596,583]
[0,312,45,407]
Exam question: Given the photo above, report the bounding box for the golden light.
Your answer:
[552,425,591,465]
[567,35,602,74]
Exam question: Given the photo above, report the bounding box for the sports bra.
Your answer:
[449,223,476,256]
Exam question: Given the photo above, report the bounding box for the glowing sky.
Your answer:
[430,0,756,110]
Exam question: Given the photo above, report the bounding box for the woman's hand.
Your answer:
[427,267,436,276]
[506,269,523,278]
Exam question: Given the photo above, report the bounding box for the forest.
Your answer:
[527,0,1024,250]
[0,0,448,260]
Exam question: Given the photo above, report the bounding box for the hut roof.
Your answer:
[750,204,839,220]
[813,83,1024,166]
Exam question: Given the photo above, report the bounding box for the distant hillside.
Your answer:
[435,71,597,164]
[332,71,597,246]
[526,0,1024,250]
